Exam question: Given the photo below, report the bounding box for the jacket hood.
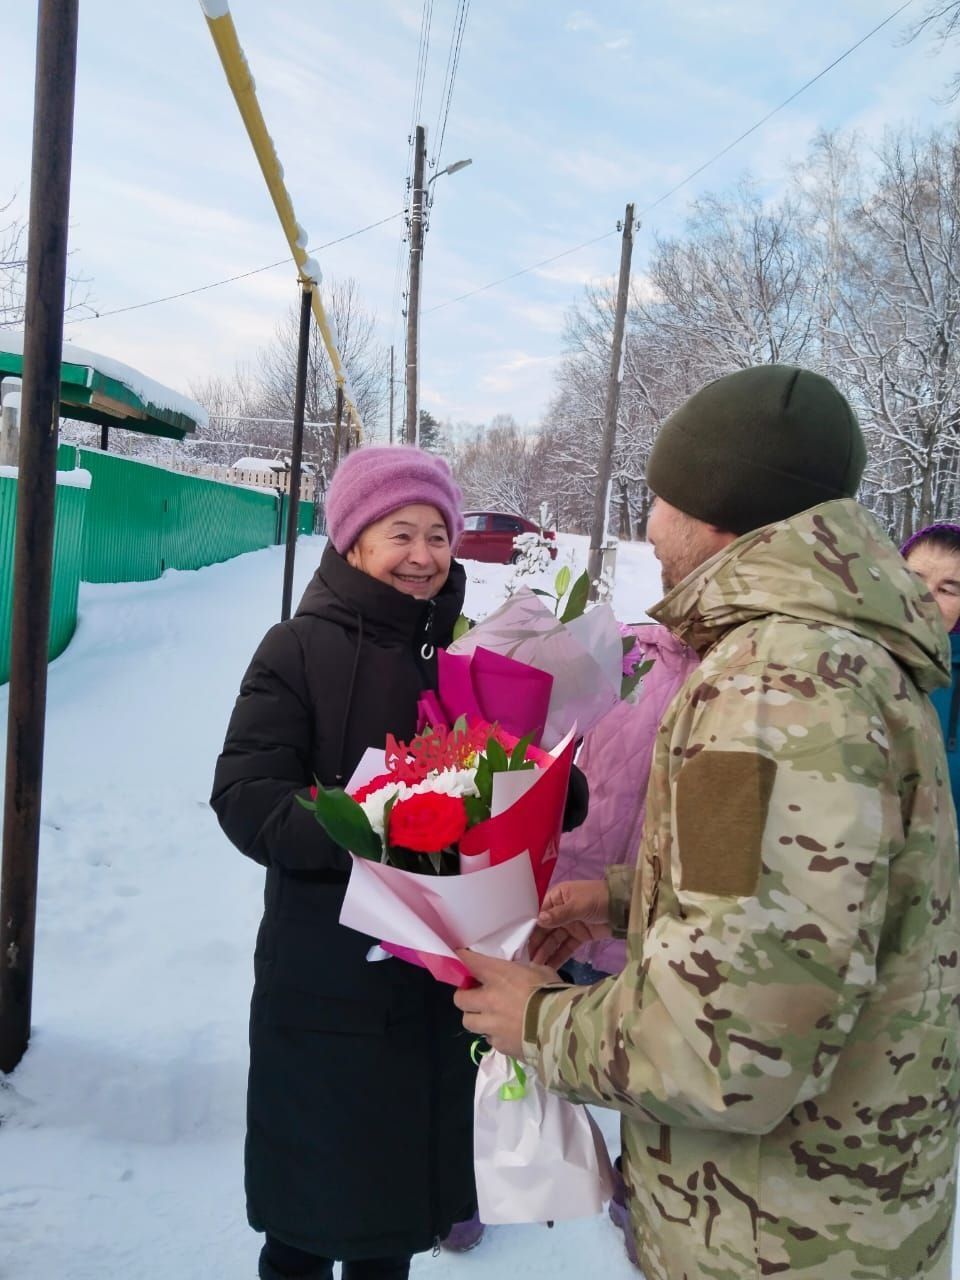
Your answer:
[296,543,467,648]
[649,498,950,694]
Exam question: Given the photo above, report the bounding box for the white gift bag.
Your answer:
[473,1049,615,1224]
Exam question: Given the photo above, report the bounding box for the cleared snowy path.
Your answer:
[0,537,649,1280]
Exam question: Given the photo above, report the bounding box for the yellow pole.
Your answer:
[199,0,362,439]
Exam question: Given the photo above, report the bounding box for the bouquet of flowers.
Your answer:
[299,713,575,988]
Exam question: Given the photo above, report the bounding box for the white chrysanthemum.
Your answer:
[356,768,479,840]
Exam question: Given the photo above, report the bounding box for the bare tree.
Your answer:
[256,277,388,476]
[641,181,817,379]
[453,417,549,517]
[1,196,92,328]
[904,3,960,102]
[825,126,960,537]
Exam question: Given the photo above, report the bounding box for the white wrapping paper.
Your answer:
[473,1050,615,1224]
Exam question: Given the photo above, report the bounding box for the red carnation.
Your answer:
[350,773,397,804]
[388,792,469,853]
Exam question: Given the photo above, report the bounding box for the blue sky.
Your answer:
[3,1,957,430]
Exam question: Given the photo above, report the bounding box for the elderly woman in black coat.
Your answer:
[211,446,478,1280]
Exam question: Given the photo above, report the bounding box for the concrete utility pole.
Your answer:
[0,0,80,1074]
[404,124,427,445]
[587,202,637,602]
[389,344,395,445]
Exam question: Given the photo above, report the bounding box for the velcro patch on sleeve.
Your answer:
[675,750,776,897]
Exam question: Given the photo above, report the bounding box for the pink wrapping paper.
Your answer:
[418,647,554,746]
[338,729,577,987]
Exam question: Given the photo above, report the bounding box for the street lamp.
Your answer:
[404,124,472,445]
[431,157,473,183]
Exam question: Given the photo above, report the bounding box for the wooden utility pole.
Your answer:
[404,124,426,445]
[0,0,80,1074]
[280,281,312,622]
[587,203,636,601]
[389,344,395,445]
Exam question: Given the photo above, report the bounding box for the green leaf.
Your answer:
[463,794,491,826]
[528,588,557,599]
[559,570,591,623]
[622,634,638,657]
[509,733,535,770]
[308,784,383,861]
[554,564,571,599]
[485,736,510,775]
[451,713,469,737]
[475,753,493,809]
[381,791,399,861]
[620,658,654,701]
[452,614,474,641]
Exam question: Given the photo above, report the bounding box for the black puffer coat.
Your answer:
[211,545,477,1260]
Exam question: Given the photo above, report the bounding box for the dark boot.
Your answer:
[258,1236,334,1279]
[341,1258,411,1279]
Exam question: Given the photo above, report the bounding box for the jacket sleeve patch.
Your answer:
[675,750,776,896]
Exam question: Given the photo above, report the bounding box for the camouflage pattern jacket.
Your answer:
[523,500,960,1280]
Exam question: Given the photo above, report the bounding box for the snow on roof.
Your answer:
[0,330,208,430]
[231,456,285,472]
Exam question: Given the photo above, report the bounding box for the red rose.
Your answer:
[350,773,397,804]
[309,785,318,801]
[388,792,469,853]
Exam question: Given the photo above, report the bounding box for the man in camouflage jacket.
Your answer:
[456,366,960,1279]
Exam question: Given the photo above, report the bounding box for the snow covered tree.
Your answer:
[256,276,388,476]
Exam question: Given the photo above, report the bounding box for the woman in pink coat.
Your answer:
[552,622,699,976]
[550,621,698,1265]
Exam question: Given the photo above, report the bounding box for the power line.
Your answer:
[424,230,619,314]
[432,0,470,174]
[638,0,915,218]
[425,0,916,315]
[79,211,403,321]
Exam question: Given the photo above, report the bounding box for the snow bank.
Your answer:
[0,465,92,489]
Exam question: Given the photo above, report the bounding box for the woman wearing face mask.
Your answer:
[902,522,960,824]
[211,447,478,1280]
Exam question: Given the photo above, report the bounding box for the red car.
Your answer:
[456,511,558,564]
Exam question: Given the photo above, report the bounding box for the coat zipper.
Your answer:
[419,599,437,663]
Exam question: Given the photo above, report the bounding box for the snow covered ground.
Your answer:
[0,534,661,1280]
[6,534,957,1279]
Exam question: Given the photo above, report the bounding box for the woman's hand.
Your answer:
[528,879,612,968]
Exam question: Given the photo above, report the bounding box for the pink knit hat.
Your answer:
[325,445,464,554]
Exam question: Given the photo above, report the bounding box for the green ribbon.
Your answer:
[469,1038,528,1101]
[470,1037,489,1066]
[498,1058,527,1102]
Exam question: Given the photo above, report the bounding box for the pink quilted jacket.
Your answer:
[551,622,699,974]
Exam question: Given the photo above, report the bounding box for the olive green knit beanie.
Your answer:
[645,365,866,535]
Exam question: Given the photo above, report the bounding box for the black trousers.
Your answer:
[259,1234,411,1280]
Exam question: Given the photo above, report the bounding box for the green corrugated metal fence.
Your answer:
[2,448,320,683]
[0,473,89,684]
[73,449,280,583]
[280,493,316,538]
